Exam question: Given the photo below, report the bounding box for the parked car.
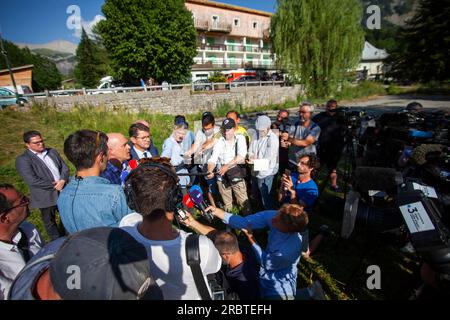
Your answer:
[0,87,29,108]
[226,75,259,89]
[1,85,33,95]
[193,79,212,91]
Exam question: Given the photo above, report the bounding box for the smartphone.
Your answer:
[283,169,291,191]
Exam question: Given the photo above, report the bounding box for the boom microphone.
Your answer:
[189,189,214,222]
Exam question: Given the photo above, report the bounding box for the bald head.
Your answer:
[106,133,130,163]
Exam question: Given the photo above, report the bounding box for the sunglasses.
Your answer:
[1,195,30,215]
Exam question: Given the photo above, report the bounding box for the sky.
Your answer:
[0,0,277,45]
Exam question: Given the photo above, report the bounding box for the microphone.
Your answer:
[189,185,203,195]
[129,159,139,170]
[189,189,214,222]
[182,193,195,209]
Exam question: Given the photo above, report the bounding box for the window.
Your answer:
[234,18,240,27]
[212,15,219,23]
[252,21,258,29]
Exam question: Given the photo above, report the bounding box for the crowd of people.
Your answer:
[1,99,348,300]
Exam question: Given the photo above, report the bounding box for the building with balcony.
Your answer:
[185,0,277,81]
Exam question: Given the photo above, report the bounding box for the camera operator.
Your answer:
[281,102,321,168]
[312,100,346,192]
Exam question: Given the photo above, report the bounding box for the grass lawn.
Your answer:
[0,97,422,300]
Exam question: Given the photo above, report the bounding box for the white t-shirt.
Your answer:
[122,224,222,300]
[0,222,44,300]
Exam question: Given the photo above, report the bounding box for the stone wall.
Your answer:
[35,85,304,114]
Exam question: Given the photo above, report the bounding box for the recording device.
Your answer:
[189,189,214,222]
[283,169,291,191]
[179,194,194,221]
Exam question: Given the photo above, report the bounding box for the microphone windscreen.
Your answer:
[190,185,203,195]
[189,190,204,206]
[129,159,139,170]
[182,194,194,208]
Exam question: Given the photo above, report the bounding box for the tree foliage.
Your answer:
[387,0,450,82]
[74,28,110,88]
[0,40,62,91]
[271,0,365,97]
[97,0,197,84]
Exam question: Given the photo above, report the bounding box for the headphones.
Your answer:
[124,162,183,213]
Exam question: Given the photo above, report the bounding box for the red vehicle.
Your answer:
[223,69,257,82]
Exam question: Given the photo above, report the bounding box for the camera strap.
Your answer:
[185,233,212,300]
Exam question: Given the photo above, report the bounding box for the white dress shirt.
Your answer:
[133,146,152,160]
[208,134,247,168]
[31,149,60,181]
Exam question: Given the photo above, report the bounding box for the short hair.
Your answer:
[0,184,15,214]
[214,231,239,254]
[63,130,108,170]
[300,102,314,113]
[226,110,240,119]
[278,203,309,233]
[129,123,149,138]
[23,130,41,143]
[202,113,215,127]
[326,99,337,108]
[127,157,177,221]
[298,154,319,177]
[278,109,289,116]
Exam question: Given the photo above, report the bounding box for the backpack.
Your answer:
[185,233,239,300]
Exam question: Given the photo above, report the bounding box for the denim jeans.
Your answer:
[251,175,275,210]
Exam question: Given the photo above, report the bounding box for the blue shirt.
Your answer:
[223,211,302,299]
[57,176,131,234]
[100,161,123,185]
[285,173,318,212]
[161,136,190,187]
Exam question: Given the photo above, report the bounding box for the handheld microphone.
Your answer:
[190,185,203,195]
[128,159,139,170]
[189,189,214,222]
[179,194,194,220]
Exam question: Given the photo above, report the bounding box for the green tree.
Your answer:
[388,0,450,82]
[97,0,197,84]
[271,0,365,97]
[0,40,62,91]
[74,28,109,88]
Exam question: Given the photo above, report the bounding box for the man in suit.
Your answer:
[128,123,159,160]
[15,131,69,240]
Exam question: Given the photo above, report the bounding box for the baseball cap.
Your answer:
[221,118,236,130]
[202,111,214,120]
[174,115,189,128]
[255,115,272,130]
[50,227,163,300]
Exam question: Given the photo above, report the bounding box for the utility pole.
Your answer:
[0,26,20,101]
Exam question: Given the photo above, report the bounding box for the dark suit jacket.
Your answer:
[129,142,159,161]
[15,148,70,209]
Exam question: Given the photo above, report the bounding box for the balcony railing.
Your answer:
[194,19,232,33]
[197,43,272,54]
[209,21,232,33]
[192,60,277,70]
[194,19,209,31]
